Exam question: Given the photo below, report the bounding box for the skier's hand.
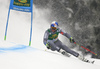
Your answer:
[46,43,51,49]
[69,37,75,43]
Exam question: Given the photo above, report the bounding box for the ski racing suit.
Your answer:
[43,28,79,57]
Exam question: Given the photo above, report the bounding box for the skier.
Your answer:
[43,21,91,63]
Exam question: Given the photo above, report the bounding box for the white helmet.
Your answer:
[50,21,59,30]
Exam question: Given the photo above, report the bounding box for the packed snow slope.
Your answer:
[0,40,100,69]
[0,0,100,69]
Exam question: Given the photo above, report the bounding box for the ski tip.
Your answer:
[91,61,95,64]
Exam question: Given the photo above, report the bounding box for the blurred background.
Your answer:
[33,0,100,59]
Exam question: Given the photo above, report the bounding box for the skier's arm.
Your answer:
[59,29,75,43]
[59,29,71,39]
[43,30,49,45]
[43,30,51,49]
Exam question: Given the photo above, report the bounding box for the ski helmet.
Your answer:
[51,21,59,30]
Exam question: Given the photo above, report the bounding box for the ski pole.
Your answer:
[74,42,97,56]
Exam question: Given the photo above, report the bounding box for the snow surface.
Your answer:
[0,0,100,69]
[0,40,100,69]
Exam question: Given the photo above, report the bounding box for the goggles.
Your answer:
[51,27,57,30]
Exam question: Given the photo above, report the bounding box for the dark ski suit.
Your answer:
[43,28,79,57]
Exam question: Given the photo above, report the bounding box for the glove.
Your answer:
[69,37,75,43]
[46,43,51,49]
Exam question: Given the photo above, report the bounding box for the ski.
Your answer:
[44,49,71,57]
[44,49,94,64]
[89,60,95,64]
[61,51,71,57]
[83,59,95,64]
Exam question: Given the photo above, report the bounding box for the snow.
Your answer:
[0,40,100,69]
[0,0,100,69]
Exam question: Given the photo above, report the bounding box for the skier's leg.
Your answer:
[55,40,79,57]
[55,40,93,63]
[47,40,60,51]
[62,45,79,57]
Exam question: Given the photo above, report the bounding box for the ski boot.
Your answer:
[59,49,71,57]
